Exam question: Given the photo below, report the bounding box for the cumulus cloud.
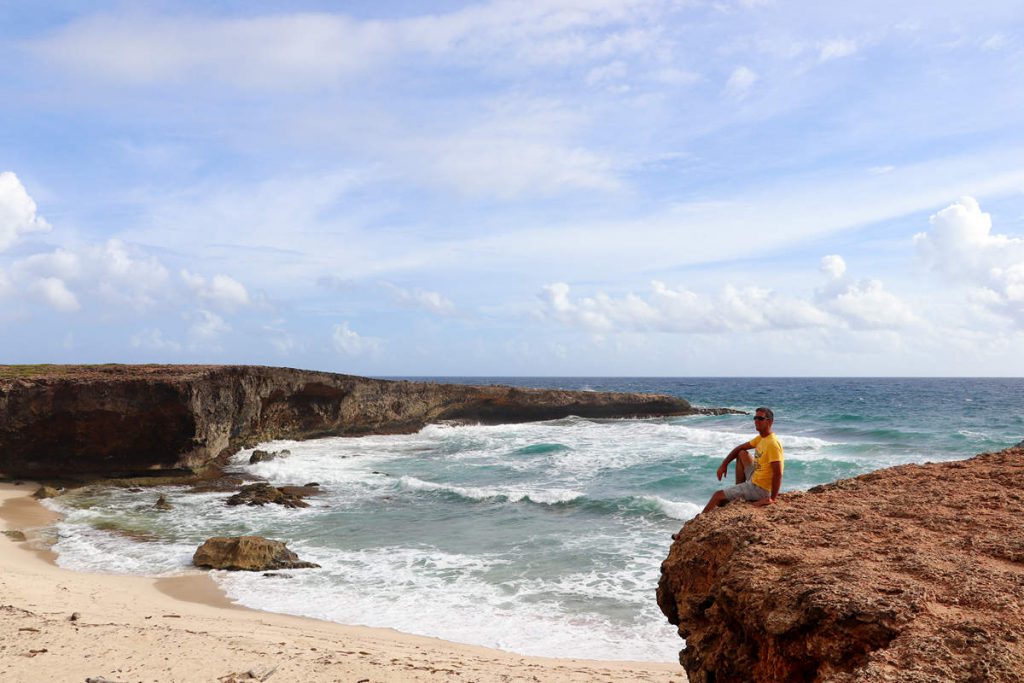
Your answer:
[188,309,230,346]
[915,196,1024,324]
[540,279,834,335]
[382,282,456,315]
[332,321,380,356]
[181,270,250,311]
[821,279,918,330]
[820,254,847,279]
[11,239,171,312]
[815,254,918,330]
[541,256,919,336]
[0,172,51,251]
[724,65,757,99]
[30,277,80,312]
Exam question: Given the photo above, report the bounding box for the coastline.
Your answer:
[0,483,685,682]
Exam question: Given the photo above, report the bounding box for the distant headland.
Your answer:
[0,364,733,479]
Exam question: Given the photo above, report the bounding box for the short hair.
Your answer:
[755,406,774,421]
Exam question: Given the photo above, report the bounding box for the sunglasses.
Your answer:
[753,416,770,421]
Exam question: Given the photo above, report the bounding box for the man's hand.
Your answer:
[716,461,729,481]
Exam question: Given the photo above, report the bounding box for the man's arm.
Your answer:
[716,441,754,481]
[752,461,783,506]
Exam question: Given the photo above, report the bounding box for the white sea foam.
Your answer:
[644,495,701,520]
[398,476,583,505]
[214,543,680,661]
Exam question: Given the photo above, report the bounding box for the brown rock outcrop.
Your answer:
[0,364,718,479]
[657,446,1024,683]
[226,482,309,508]
[192,536,320,571]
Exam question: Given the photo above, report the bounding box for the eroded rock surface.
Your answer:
[0,364,716,478]
[226,482,309,508]
[192,536,320,571]
[657,446,1024,683]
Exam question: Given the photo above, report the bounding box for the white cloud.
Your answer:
[130,328,182,352]
[822,279,918,330]
[541,259,919,336]
[188,309,230,346]
[15,248,81,279]
[332,321,381,356]
[30,277,80,312]
[820,254,847,279]
[421,98,619,198]
[94,239,171,310]
[31,3,668,90]
[382,283,457,315]
[724,65,757,99]
[541,279,835,335]
[818,38,858,62]
[915,196,1024,324]
[262,320,302,354]
[12,239,171,312]
[181,270,250,311]
[0,172,51,252]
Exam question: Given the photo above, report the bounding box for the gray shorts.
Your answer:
[723,480,770,502]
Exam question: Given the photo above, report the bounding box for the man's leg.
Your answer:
[735,449,753,484]
[701,490,727,514]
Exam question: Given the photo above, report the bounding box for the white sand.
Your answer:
[0,483,685,682]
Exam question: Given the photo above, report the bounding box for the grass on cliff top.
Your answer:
[0,364,123,379]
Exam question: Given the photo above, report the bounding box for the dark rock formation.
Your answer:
[153,494,173,511]
[32,486,60,499]
[657,445,1024,683]
[249,449,274,464]
[226,482,309,508]
[0,364,716,478]
[192,536,320,571]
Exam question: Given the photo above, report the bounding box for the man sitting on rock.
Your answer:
[701,406,784,514]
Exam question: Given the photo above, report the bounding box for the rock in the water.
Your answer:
[32,485,60,499]
[3,529,27,541]
[154,494,173,510]
[249,449,275,464]
[192,536,320,571]
[657,445,1024,682]
[226,482,309,508]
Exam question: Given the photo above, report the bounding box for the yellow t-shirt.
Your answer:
[749,433,784,492]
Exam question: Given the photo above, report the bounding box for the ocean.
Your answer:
[41,377,1024,662]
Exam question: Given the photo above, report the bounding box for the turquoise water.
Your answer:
[45,378,1024,661]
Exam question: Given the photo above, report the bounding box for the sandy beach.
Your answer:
[0,483,685,683]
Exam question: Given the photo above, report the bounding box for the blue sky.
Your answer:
[2,1,1023,376]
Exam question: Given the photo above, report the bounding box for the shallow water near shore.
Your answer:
[43,377,1024,661]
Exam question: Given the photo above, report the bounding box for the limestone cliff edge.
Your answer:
[0,364,713,478]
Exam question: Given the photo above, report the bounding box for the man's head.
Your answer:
[753,406,774,434]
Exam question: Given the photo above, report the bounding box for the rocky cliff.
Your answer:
[657,445,1024,682]
[0,365,709,478]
